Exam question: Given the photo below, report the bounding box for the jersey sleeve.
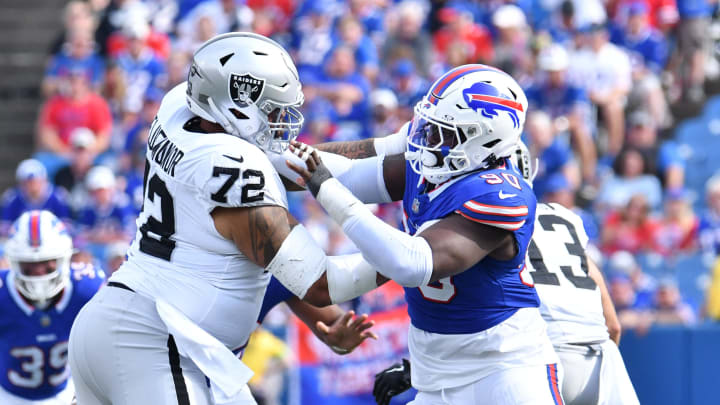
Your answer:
[198,147,288,210]
[455,192,530,231]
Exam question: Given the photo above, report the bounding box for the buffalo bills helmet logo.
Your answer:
[229,73,265,107]
[462,82,524,128]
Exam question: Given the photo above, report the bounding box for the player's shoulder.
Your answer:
[463,164,534,204]
[450,164,535,231]
[69,262,106,297]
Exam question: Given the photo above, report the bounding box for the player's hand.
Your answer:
[373,358,412,405]
[286,140,333,196]
[317,310,378,355]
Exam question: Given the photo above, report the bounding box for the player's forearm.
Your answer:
[315,139,377,159]
[588,257,622,344]
[315,121,409,159]
[316,178,433,288]
[271,149,394,204]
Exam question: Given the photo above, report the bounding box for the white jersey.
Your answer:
[529,203,609,345]
[111,83,288,350]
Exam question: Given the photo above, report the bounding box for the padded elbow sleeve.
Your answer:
[266,224,327,298]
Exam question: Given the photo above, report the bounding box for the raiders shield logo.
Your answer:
[229,73,265,107]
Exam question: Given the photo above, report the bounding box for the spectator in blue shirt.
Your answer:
[527,44,596,185]
[615,2,669,73]
[699,175,720,257]
[290,0,336,79]
[303,45,371,140]
[122,87,163,171]
[335,15,379,82]
[44,29,105,96]
[384,59,428,124]
[114,21,167,116]
[596,147,663,213]
[524,110,579,201]
[608,250,657,310]
[1,159,71,236]
[625,111,685,189]
[76,166,136,245]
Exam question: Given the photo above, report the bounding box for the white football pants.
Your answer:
[69,285,217,405]
[408,363,565,405]
[555,340,639,405]
[0,380,74,405]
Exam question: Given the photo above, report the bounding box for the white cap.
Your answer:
[493,5,527,29]
[70,127,95,149]
[608,251,637,275]
[86,166,116,190]
[538,44,569,72]
[123,18,150,39]
[16,159,47,182]
[371,88,399,110]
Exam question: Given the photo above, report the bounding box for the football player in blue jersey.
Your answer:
[287,65,563,404]
[0,210,105,404]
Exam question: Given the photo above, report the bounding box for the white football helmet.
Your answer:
[406,64,528,184]
[186,32,304,153]
[4,211,73,303]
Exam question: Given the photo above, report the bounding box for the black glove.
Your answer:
[373,358,412,405]
[305,155,333,197]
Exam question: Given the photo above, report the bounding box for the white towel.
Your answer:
[598,340,640,405]
[156,299,257,404]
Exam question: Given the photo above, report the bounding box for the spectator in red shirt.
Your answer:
[654,188,699,256]
[37,70,112,157]
[433,6,494,66]
[601,193,660,254]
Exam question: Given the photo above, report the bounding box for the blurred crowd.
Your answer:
[2,0,720,347]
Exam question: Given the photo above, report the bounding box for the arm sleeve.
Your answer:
[455,193,529,231]
[269,150,392,204]
[316,179,433,288]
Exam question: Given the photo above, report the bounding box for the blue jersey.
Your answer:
[257,276,294,324]
[0,263,105,400]
[402,159,539,334]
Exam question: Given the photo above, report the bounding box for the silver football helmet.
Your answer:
[186,32,304,153]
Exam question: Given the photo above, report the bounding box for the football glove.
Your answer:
[373,358,411,405]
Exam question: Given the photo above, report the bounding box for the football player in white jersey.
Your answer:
[528,220,638,401]
[68,32,393,405]
[371,145,640,405]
